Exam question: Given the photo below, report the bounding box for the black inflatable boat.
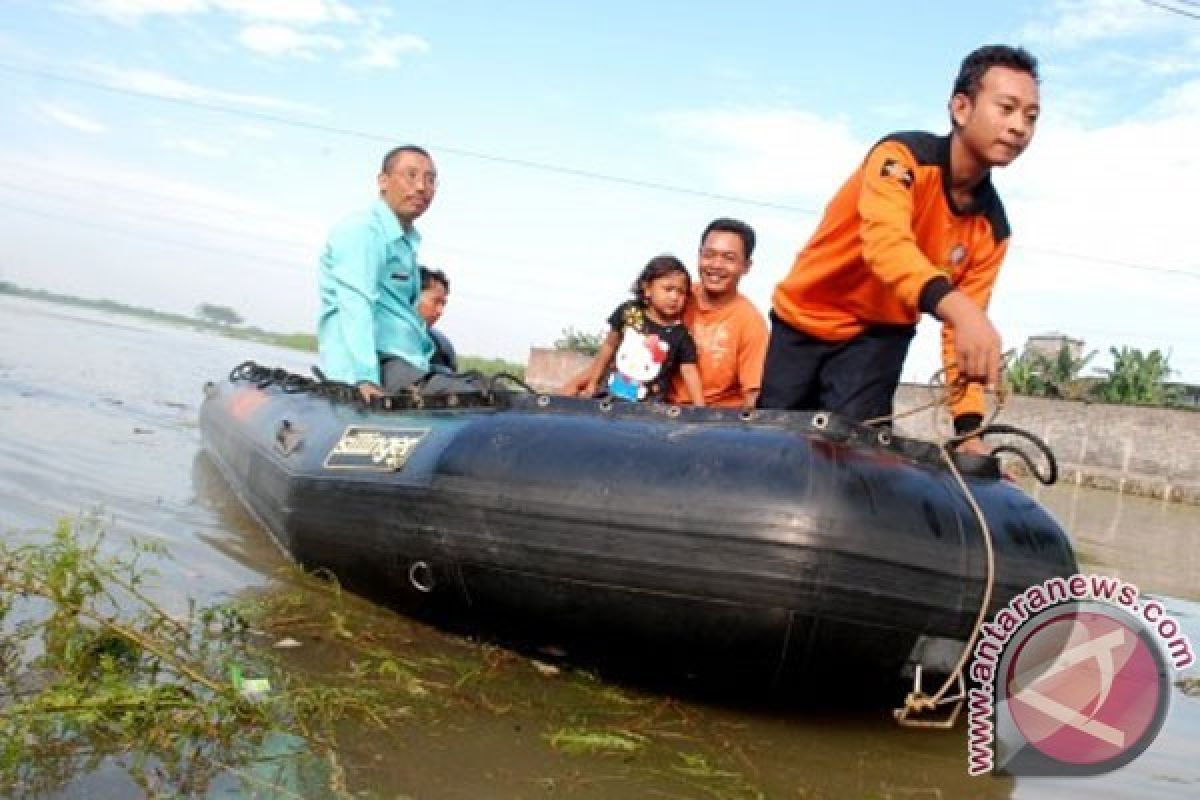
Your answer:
[199,363,1077,695]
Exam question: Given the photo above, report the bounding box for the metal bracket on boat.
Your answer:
[274,419,304,456]
[893,665,965,729]
[408,561,435,593]
[807,411,853,443]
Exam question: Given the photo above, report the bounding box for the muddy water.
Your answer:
[1,294,1197,798]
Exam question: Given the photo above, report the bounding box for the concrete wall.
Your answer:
[890,386,1200,505]
[526,348,1200,505]
[526,347,592,393]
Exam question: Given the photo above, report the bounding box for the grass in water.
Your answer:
[2,517,769,798]
[0,518,404,798]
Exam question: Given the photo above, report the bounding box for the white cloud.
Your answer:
[161,136,227,158]
[70,0,207,25]
[70,0,358,26]
[68,0,422,64]
[1012,109,1200,273]
[83,63,322,114]
[0,150,321,243]
[351,33,430,69]
[655,108,864,203]
[35,102,107,134]
[1105,49,1200,77]
[212,0,358,25]
[238,23,342,59]
[234,123,273,139]
[1020,0,1179,47]
[1151,76,1200,115]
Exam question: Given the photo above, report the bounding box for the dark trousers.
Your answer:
[381,357,483,395]
[757,312,915,422]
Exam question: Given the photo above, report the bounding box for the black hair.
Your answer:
[419,266,449,293]
[700,217,756,259]
[952,45,1039,100]
[631,254,690,305]
[381,144,433,173]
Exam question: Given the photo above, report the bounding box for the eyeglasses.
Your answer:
[391,167,439,188]
[699,247,743,264]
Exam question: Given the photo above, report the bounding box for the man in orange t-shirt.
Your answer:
[666,218,767,410]
[561,218,767,409]
[759,45,1041,453]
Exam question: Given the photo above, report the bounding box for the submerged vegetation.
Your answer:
[0,518,358,797]
[1,518,766,798]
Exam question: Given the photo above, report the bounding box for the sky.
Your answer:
[0,0,1198,383]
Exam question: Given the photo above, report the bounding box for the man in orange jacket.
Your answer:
[760,45,1041,452]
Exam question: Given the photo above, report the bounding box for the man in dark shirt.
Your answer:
[418,266,458,373]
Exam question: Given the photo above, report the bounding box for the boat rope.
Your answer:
[863,354,1009,430]
[868,358,1031,727]
[892,443,996,728]
[227,360,536,409]
[487,371,537,395]
[230,361,362,404]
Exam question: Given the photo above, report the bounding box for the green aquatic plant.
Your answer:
[0,518,405,798]
[1,518,773,798]
[546,726,648,755]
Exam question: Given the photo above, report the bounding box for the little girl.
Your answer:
[578,255,705,406]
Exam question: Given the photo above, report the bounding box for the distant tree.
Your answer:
[554,326,604,356]
[1041,344,1096,399]
[1005,352,1048,396]
[1006,344,1096,399]
[195,303,244,327]
[1093,346,1178,406]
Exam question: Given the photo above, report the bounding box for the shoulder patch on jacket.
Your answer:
[875,131,1011,244]
[877,131,947,166]
[880,158,914,189]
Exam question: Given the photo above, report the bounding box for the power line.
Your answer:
[0,196,1190,347]
[0,179,312,253]
[0,178,635,296]
[3,61,1199,283]
[0,199,601,317]
[0,200,303,269]
[1012,244,1200,281]
[4,161,305,226]
[1141,0,1200,20]
[0,61,817,215]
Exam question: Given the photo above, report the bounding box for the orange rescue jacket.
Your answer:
[771,132,1011,421]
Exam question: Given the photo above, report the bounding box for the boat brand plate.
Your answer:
[324,426,430,471]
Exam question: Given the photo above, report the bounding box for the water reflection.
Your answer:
[1025,481,1200,602]
[190,450,292,576]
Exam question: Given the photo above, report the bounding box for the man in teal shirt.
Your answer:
[317,145,438,401]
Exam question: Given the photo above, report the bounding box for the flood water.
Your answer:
[1,293,1197,799]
